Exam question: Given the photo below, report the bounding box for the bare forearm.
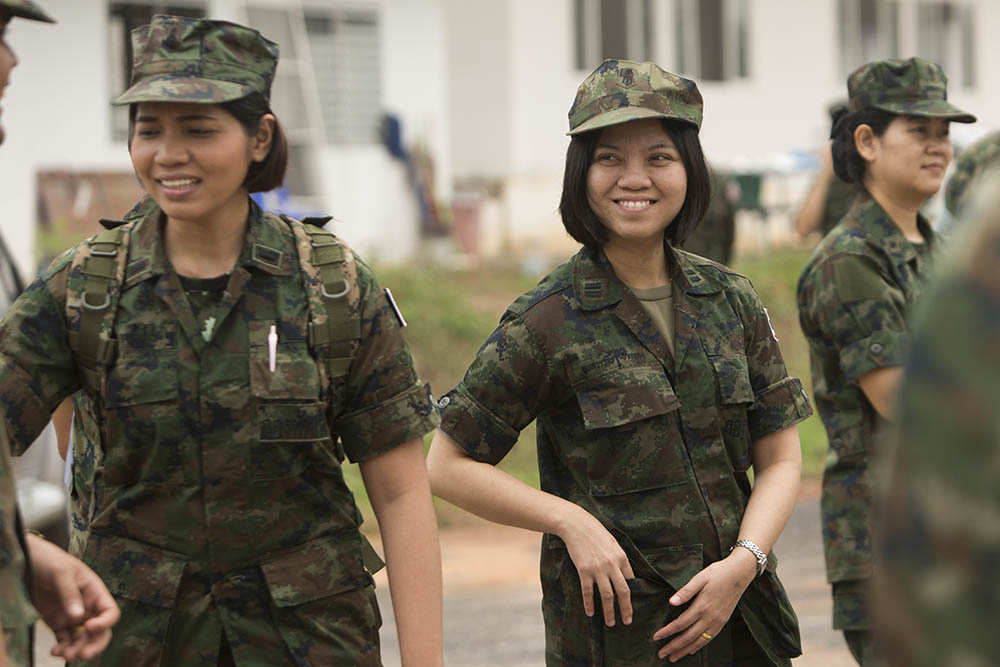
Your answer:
[794,176,832,238]
[858,366,904,420]
[360,440,442,667]
[739,426,802,554]
[426,430,585,538]
[374,488,443,667]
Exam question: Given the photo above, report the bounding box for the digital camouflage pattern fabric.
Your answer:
[797,195,940,633]
[0,199,438,666]
[112,14,278,106]
[0,424,37,667]
[439,244,811,666]
[0,0,54,23]
[820,178,858,237]
[878,168,1000,667]
[846,57,974,122]
[944,130,1000,216]
[568,59,703,136]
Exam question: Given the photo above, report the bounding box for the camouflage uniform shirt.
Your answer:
[797,196,939,623]
[879,170,1000,667]
[0,200,438,666]
[440,244,811,666]
[0,428,37,667]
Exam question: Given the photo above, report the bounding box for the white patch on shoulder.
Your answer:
[763,307,778,341]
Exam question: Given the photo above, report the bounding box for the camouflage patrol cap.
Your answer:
[112,14,278,106]
[847,57,975,123]
[945,131,1000,215]
[568,59,703,136]
[0,0,55,23]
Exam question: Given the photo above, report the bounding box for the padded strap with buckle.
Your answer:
[284,215,360,381]
[67,225,128,395]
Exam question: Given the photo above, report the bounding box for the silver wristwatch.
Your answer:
[731,539,767,577]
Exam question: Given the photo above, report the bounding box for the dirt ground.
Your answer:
[33,481,855,666]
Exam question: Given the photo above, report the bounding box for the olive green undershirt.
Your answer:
[630,283,675,356]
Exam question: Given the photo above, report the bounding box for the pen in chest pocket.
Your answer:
[268,324,278,372]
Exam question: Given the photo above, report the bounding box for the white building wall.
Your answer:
[0,0,131,279]
[0,0,445,275]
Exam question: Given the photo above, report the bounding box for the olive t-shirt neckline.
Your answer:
[630,282,675,356]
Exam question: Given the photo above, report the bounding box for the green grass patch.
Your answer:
[732,248,827,477]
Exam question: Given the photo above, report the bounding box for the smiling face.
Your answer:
[864,115,954,202]
[586,118,688,252]
[0,10,18,145]
[129,101,271,227]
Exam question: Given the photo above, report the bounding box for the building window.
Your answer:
[838,0,898,77]
[675,0,749,82]
[916,2,975,88]
[304,8,382,145]
[574,0,653,71]
[108,2,206,141]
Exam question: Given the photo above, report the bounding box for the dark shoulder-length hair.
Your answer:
[558,118,711,250]
[128,92,289,194]
[830,106,896,187]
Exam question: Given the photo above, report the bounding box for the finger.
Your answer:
[79,568,121,629]
[669,573,707,607]
[611,570,632,625]
[76,630,114,661]
[653,603,700,641]
[595,576,617,627]
[578,575,595,617]
[659,625,710,661]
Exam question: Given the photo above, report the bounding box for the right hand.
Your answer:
[559,507,635,627]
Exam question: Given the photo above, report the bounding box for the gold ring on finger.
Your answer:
[701,631,713,641]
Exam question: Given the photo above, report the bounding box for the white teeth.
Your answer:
[160,178,198,188]
[619,200,652,209]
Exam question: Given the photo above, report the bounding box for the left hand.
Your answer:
[25,534,121,661]
[652,548,757,662]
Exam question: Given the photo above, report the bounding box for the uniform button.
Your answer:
[437,396,451,409]
[870,343,883,355]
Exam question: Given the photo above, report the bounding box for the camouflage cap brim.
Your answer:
[111,76,256,106]
[568,105,700,136]
[871,98,976,123]
[2,0,56,23]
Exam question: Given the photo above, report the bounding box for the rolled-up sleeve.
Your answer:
[733,277,813,441]
[438,312,550,465]
[822,253,911,382]
[336,259,438,462]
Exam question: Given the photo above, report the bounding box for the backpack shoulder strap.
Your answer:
[66,221,131,397]
[283,214,361,381]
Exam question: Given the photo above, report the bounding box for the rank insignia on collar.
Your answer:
[581,279,606,300]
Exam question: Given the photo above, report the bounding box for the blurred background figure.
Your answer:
[680,169,738,265]
[797,56,974,666]
[793,102,858,244]
[943,129,1000,222]
[877,165,1000,667]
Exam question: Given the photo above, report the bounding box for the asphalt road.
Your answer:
[34,483,855,666]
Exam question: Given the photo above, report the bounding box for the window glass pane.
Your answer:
[600,0,628,60]
[961,5,975,87]
[699,0,724,81]
[306,9,382,145]
[575,0,587,69]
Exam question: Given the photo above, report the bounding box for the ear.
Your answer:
[854,123,878,163]
[250,114,276,162]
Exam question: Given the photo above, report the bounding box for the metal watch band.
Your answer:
[732,539,767,577]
